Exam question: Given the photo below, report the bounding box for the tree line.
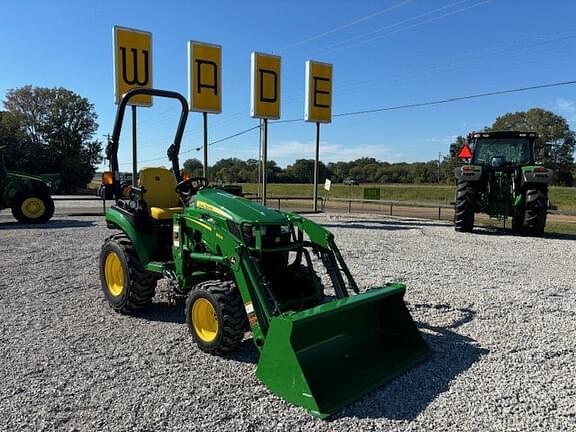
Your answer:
[184,156,453,184]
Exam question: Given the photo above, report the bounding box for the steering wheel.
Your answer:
[175,176,209,202]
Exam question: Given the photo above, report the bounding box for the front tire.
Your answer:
[99,234,157,312]
[523,187,547,236]
[11,191,54,224]
[454,181,476,232]
[186,280,246,355]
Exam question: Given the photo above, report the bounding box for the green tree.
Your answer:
[285,159,331,183]
[183,158,204,177]
[3,86,102,191]
[441,135,466,183]
[0,111,25,166]
[326,161,352,182]
[488,108,575,185]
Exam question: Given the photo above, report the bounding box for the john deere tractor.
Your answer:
[0,145,55,224]
[454,131,553,235]
[98,88,431,418]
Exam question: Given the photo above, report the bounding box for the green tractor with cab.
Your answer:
[0,145,55,224]
[98,88,431,418]
[454,131,553,235]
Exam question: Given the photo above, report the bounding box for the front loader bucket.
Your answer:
[256,283,431,418]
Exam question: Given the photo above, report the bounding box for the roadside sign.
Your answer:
[113,26,153,106]
[363,187,381,200]
[324,178,332,191]
[188,41,222,113]
[457,144,473,159]
[251,52,281,119]
[305,61,333,123]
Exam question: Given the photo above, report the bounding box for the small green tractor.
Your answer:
[98,88,431,418]
[0,145,55,223]
[454,131,553,235]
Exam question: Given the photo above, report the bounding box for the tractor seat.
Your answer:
[138,167,183,220]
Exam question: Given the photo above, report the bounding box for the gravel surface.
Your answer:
[0,213,575,431]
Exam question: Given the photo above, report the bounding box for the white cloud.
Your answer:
[269,140,408,165]
[555,98,576,114]
[216,139,409,166]
[425,135,458,144]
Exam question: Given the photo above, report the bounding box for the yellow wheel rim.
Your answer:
[191,298,219,343]
[22,197,45,219]
[104,251,124,297]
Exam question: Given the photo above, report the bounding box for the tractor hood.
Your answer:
[7,171,55,191]
[193,188,289,224]
[8,171,49,184]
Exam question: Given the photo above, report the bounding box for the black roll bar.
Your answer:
[106,88,189,198]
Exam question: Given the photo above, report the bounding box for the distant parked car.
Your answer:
[343,178,360,185]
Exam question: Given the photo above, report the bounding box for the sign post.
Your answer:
[305,60,332,212]
[188,41,222,180]
[113,26,153,185]
[251,52,281,206]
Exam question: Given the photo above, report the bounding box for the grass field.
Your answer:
[240,183,576,211]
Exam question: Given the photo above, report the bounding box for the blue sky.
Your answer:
[2,0,576,170]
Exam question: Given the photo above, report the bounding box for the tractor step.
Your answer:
[146,261,175,273]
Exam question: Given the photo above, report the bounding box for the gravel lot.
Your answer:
[0,213,575,431]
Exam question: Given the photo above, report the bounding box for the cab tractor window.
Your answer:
[472,138,532,166]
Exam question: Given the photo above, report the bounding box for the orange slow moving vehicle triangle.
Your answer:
[457,144,473,159]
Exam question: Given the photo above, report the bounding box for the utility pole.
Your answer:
[438,152,442,183]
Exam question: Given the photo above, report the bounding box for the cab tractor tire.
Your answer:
[523,187,547,236]
[11,191,54,224]
[186,280,247,355]
[454,181,476,232]
[511,206,524,234]
[99,233,157,312]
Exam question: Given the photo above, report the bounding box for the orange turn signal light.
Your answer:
[102,171,114,186]
[182,170,191,181]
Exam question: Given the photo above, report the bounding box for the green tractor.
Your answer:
[0,145,55,224]
[99,88,431,418]
[454,131,553,235]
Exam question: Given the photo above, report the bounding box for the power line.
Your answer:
[188,125,261,152]
[302,0,472,58]
[333,79,576,118]
[309,0,495,59]
[206,78,576,146]
[274,0,415,52]
[123,1,490,156]
[121,78,576,165]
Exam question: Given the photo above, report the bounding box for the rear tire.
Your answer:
[523,187,547,236]
[186,280,246,355]
[99,233,157,312]
[511,207,524,233]
[11,191,54,224]
[454,181,476,232]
